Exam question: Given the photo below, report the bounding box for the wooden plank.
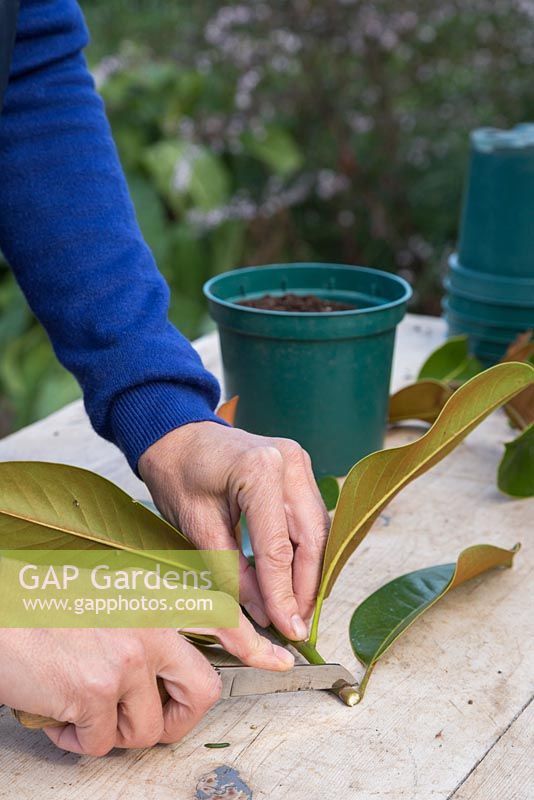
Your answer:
[450,699,534,800]
[0,314,532,800]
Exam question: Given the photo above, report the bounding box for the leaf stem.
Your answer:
[269,626,361,706]
[308,597,323,647]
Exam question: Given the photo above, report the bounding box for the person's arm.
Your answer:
[0,0,329,651]
[0,0,223,470]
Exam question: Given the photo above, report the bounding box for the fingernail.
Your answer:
[291,614,308,641]
[273,645,295,666]
[245,603,270,628]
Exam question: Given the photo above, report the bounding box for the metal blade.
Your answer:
[215,664,356,699]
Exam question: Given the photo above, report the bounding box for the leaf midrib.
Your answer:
[320,368,532,597]
[0,507,187,568]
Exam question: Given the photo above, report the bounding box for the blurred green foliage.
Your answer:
[1,0,534,434]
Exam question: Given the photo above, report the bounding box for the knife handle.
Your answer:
[13,677,170,730]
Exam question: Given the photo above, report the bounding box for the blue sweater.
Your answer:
[0,0,224,471]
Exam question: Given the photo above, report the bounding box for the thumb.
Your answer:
[184,612,294,671]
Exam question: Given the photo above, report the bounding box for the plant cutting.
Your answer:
[349,543,519,700]
[222,362,533,683]
[307,361,533,655]
[388,333,534,495]
[2,362,532,719]
[204,263,412,477]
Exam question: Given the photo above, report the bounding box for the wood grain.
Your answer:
[450,699,533,800]
[0,315,531,800]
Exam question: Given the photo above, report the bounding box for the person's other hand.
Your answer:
[138,422,331,643]
[0,623,292,755]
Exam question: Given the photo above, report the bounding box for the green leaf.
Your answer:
[417,335,482,384]
[143,140,229,213]
[242,126,303,177]
[32,370,81,422]
[136,499,162,517]
[210,221,245,275]
[317,476,340,511]
[349,543,519,700]
[0,328,81,428]
[388,380,453,424]
[110,124,150,171]
[310,362,534,644]
[167,223,208,296]
[0,279,30,351]
[0,462,193,566]
[498,423,534,497]
[187,147,230,211]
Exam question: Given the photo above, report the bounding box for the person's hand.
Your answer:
[0,622,293,755]
[138,422,331,643]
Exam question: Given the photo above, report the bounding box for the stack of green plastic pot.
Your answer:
[444,124,534,365]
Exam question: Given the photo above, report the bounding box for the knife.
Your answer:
[215,663,357,699]
[13,664,359,729]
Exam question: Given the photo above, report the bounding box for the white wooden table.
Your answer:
[0,314,532,800]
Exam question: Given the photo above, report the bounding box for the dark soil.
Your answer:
[237,292,355,312]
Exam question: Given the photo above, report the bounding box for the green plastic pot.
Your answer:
[458,124,534,278]
[445,320,507,365]
[444,285,534,328]
[475,352,502,368]
[443,303,525,343]
[476,345,508,363]
[447,254,534,307]
[204,263,411,477]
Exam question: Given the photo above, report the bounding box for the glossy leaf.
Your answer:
[310,362,534,643]
[497,423,534,497]
[0,462,193,565]
[388,380,453,424]
[317,476,340,511]
[417,335,482,384]
[349,543,519,699]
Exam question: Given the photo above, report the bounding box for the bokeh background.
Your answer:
[1,0,533,436]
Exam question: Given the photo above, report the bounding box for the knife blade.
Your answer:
[13,664,359,729]
[214,663,357,699]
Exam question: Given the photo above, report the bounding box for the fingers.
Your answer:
[139,423,328,644]
[276,441,330,621]
[231,446,307,641]
[239,554,270,627]
[45,631,219,754]
[45,698,118,757]
[186,611,295,671]
[115,675,164,749]
[181,507,269,628]
[157,634,222,745]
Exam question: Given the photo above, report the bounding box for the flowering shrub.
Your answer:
[1,0,533,432]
